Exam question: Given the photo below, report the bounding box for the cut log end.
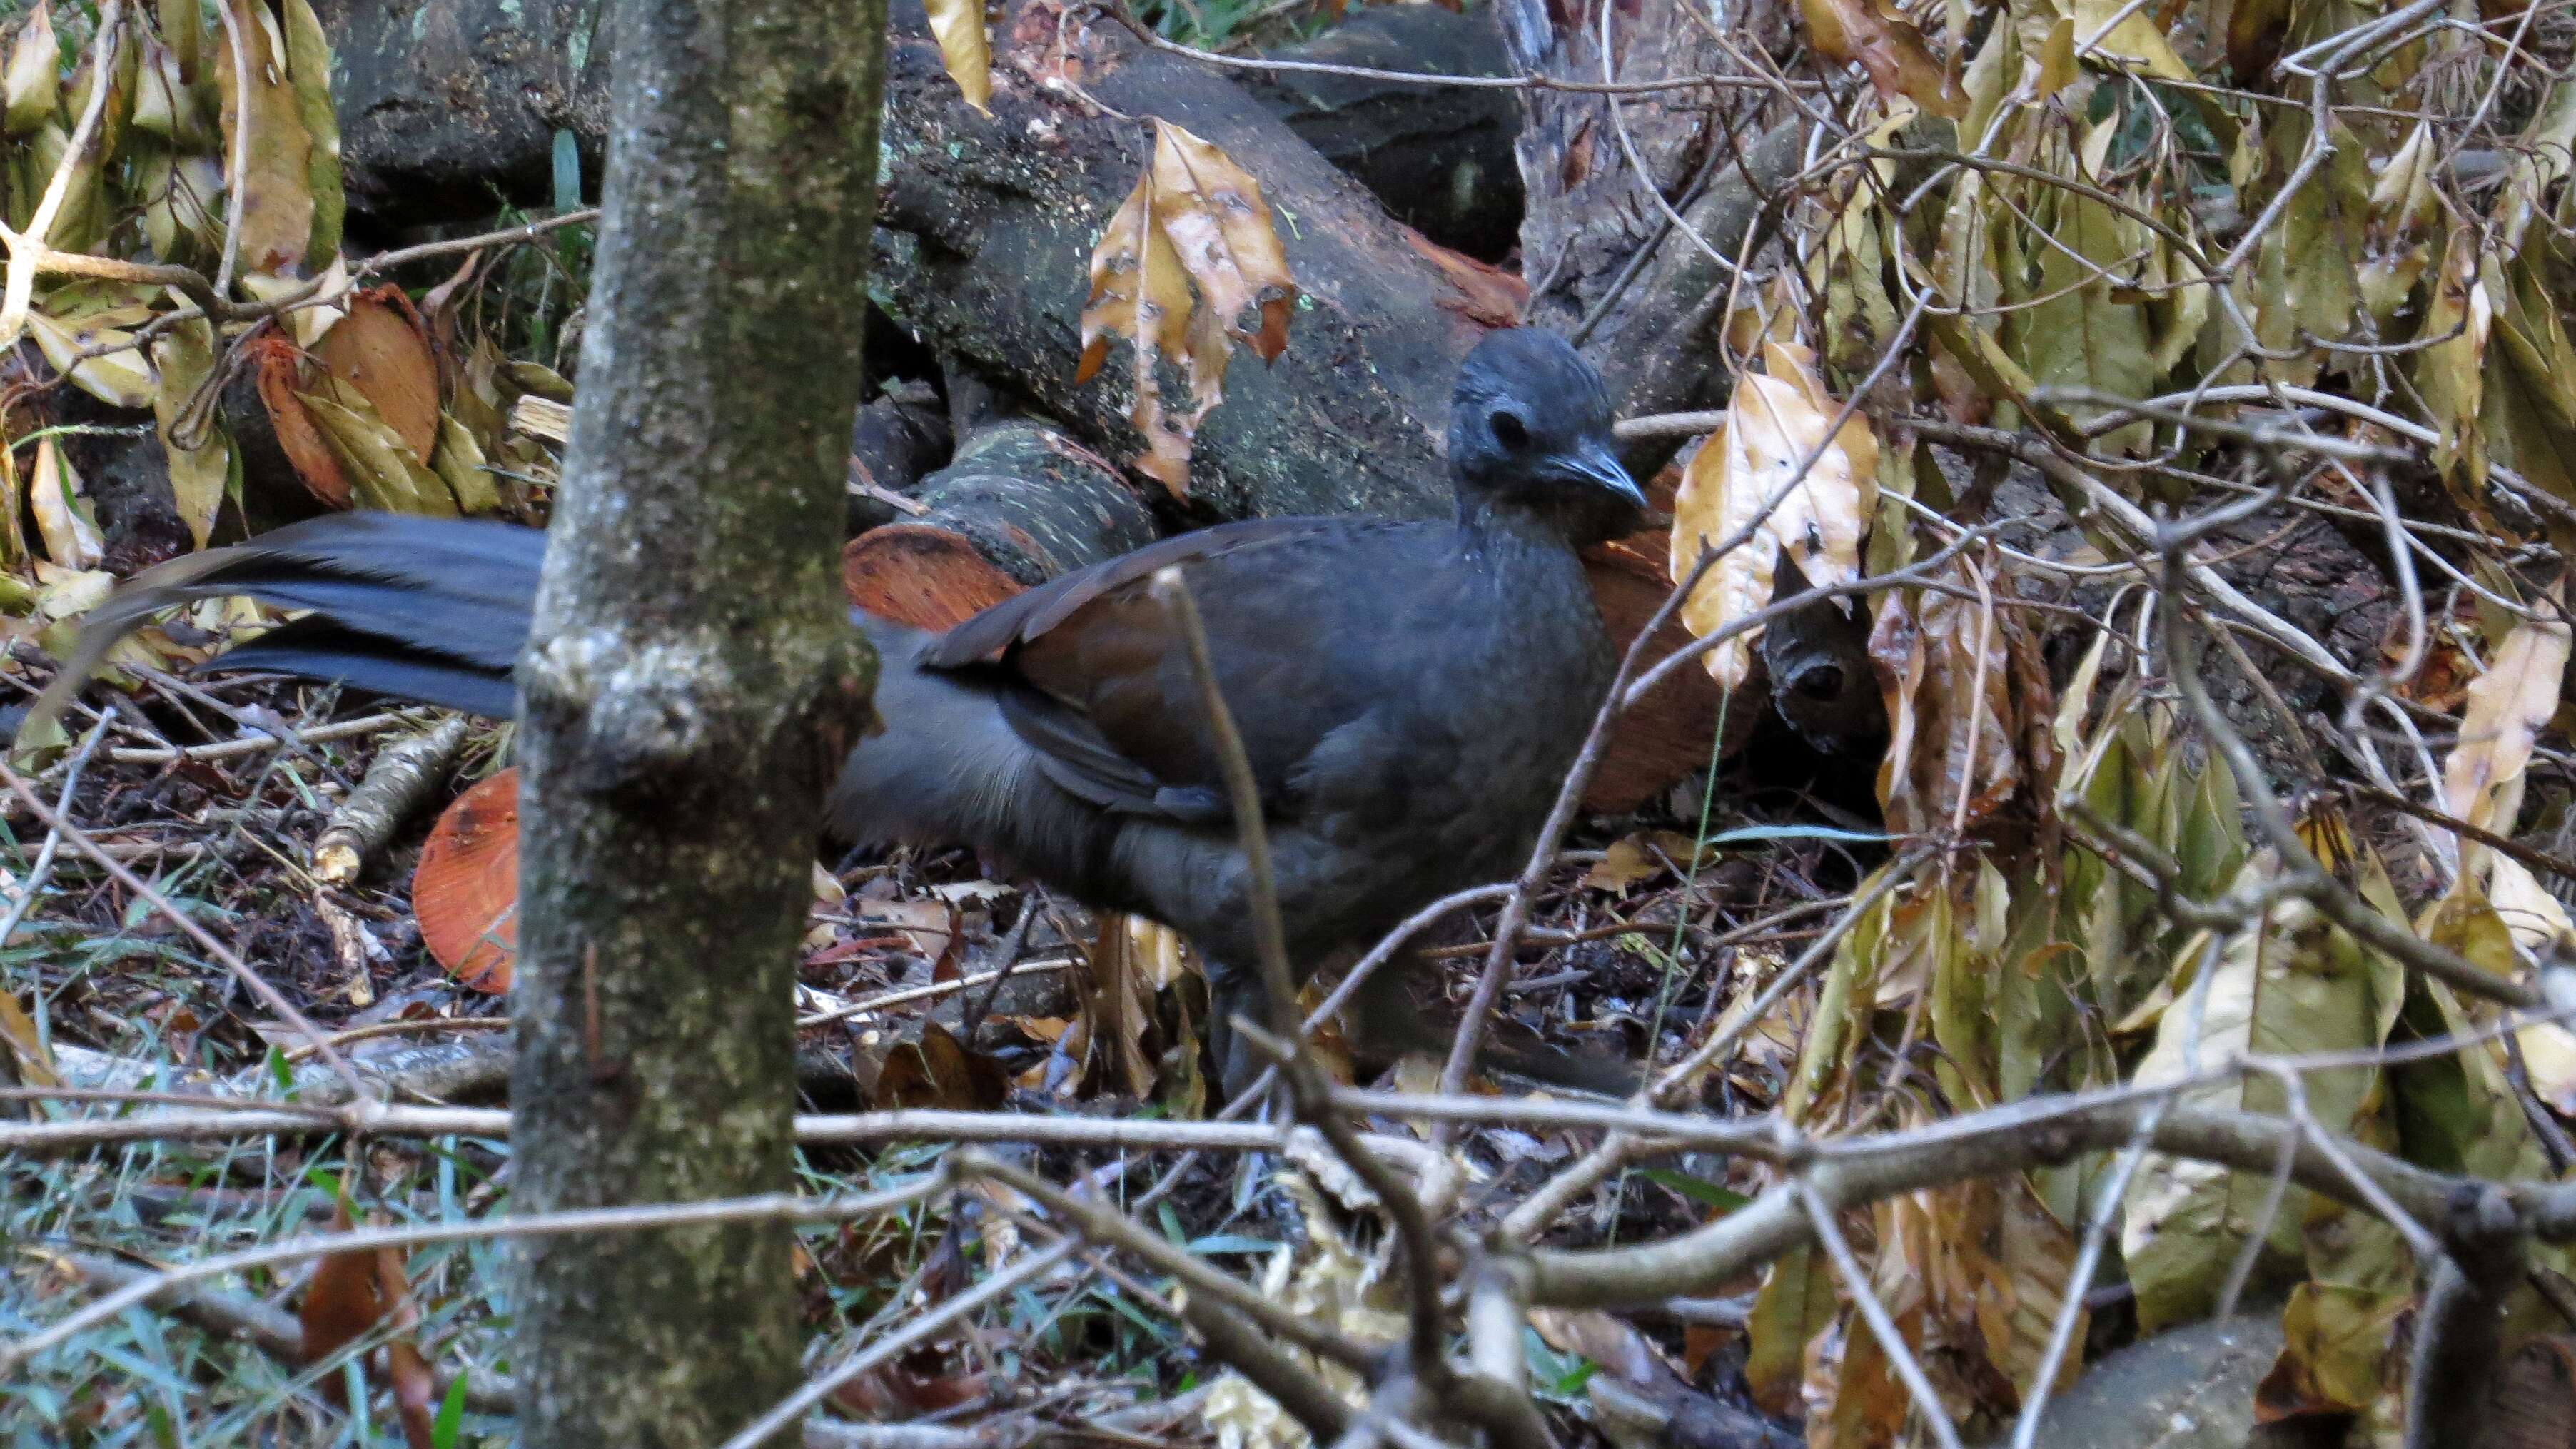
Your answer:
[844,524,1031,631]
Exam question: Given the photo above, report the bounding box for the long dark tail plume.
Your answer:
[29,513,547,732]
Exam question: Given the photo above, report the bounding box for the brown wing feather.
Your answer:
[923,518,1324,668]
[919,516,1353,822]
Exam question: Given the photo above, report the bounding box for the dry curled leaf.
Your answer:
[1668,340,1876,689]
[1869,563,2017,834]
[924,0,992,113]
[1799,0,1965,118]
[251,333,352,508]
[873,1021,1006,1111]
[1076,119,1297,495]
[313,288,440,465]
[2441,592,2570,869]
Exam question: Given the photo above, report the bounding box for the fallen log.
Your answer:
[874,0,1495,521]
[846,380,954,533]
[843,417,1156,630]
[1241,4,1525,261]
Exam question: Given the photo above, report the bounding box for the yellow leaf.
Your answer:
[924,0,991,113]
[211,0,315,281]
[1668,343,1874,689]
[2266,1282,2408,1415]
[1148,122,1297,367]
[1076,163,1197,492]
[0,989,59,1087]
[1799,0,1966,118]
[2418,880,2519,981]
[432,413,500,515]
[302,380,459,518]
[26,436,99,569]
[2031,16,2076,99]
[24,308,155,411]
[0,438,23,571]
[4,1,56,137]
[2056,0,2195,81]
[2440,595,2570,869]
[152,316,227,549]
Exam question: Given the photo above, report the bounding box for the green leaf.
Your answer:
[2021,132,2156,453]
[1638,1168,1749,1211]
[430,1373,468,1449]
[151,316,226,548]
[2120,856,2403,1331]
[4,2,57,138]
[1744,1245,1835,1411]
[278,0,341,269]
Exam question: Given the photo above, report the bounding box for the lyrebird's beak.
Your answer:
[1559,439,1647,510]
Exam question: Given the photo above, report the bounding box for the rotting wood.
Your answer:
[310,717,472,886]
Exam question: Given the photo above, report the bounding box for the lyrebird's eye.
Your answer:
[1489,411,1530,450]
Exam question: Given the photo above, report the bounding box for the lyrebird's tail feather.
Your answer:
[30,513,547,732]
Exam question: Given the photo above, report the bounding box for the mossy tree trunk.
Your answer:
[506,1,885,1444]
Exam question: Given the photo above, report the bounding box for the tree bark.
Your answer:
[506,1,884,1445]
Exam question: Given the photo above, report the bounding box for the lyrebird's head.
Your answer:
[1447,328,1645,543]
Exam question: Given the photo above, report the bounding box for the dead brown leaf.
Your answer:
[1084,913,1171,1098]
[859,897,961,979]
[1670,341,1877,689]
[1076,119,1297,495]
[300,1201,382,1392]
[874,1021,1007,1111]
[1405,229,1528,328]
[251,333,352,508]
[313,288,440,466]
[1799,0,1966,118]
[925,0,993,113]
[1871,563,2019,834]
